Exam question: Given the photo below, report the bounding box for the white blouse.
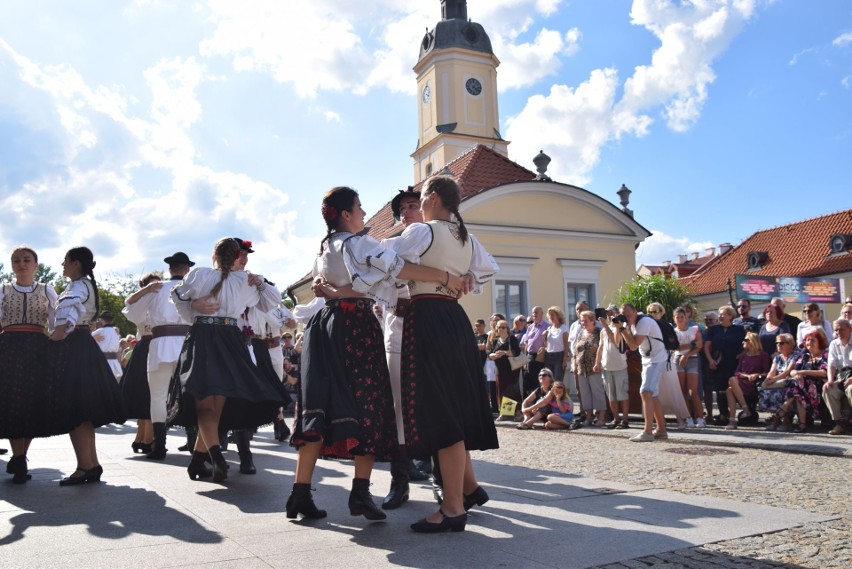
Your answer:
[171,268,280,323]
[314,231,404,306]
[54,278,96,331]
[123,279,191,369]
[386,222,499,294]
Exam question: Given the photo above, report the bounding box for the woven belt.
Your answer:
[326,298,374,311]
[410,294,457,302]
[104,352,119,360]
[152,324,191,338]
[195,316,237,326]
[1,324,45,334]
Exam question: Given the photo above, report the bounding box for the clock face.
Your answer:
[422,84,431,104]
[465,78,482,96]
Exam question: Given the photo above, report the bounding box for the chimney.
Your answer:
[677,254,688,264]
[705,246,716,257]
[691,252,699,260]
[719,242,733,255]
[662,260,671,268]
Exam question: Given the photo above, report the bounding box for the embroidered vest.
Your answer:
[1,283,50,327]
[408,220,472,298]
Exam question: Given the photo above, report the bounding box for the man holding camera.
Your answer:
[614,303,668,442]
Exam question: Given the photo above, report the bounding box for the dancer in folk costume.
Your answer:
[50,246,126,486]
[123,253,195,461]
[169,238,285,482]
[0,246,58,483]
[120,272,162,456]
[286,186,465,522]
[389,175,500,533]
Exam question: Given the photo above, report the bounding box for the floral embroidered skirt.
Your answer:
[119,336,152,419]
[291,299,396,461]
[402,296,499,460]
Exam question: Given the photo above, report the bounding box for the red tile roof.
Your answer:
[367,144,536,241]
[681,209,852,296]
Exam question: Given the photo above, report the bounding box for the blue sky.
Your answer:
[0,0,850,290]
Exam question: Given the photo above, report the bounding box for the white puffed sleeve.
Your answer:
[123,291,152,326]
[54,279,90,330]
[385,223,432,263]
[467,233,500,294]
[341,234,404,301]
[253,279,281,313]
[292,297,325,325]
[170,267,209,323]
[45,285,58,329]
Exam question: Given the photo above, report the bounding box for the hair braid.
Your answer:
[211,238,239,297]
[451,206,469,244]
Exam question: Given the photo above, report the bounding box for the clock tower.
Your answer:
[412,0,509,183]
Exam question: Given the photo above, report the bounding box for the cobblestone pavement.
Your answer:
[486,422,851,569]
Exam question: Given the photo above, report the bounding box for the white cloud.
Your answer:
[494,28,581,91]
[833,31,852,47]
[635,230,716,269]
[789,46,817,66]
[507,0,758,183]
[842,75,851,89]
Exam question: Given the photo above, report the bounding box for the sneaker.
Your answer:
[630,432,655,442]
[685,417,695,428]
[652,429,668,440]
[695,418,707,428]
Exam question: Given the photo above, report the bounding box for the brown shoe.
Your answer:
[828,424,846,436]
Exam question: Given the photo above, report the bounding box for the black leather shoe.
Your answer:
[8,455,31,484]
[410,509,467,533]
[187,451,213,480]
[59,465,102,486]
[463,486,489,511]
[430,477,444,505]
[208,445,228,482]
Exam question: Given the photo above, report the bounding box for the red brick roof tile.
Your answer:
[367,145,536,241]
[681,209,852,296]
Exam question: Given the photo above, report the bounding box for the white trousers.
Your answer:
[148,364,175,423]
[386,351,405,445]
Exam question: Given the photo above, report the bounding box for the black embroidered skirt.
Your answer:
[119,336,152,419]
[291,299,396,461]
[0,330,63,439]
[402,296,499,459]
[49,328,127,433]
[167,320,284,430]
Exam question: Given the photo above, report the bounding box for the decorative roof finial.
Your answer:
[533,150,551,181]
[617,184,633,218]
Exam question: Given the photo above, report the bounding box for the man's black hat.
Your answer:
[390,186,421,222]
[163,252,196,267]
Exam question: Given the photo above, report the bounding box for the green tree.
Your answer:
[614,274,695,321]
[0,263,62,286]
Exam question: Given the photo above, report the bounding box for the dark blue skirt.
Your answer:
[119,336,152,419]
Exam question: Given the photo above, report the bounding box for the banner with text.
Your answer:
[735,275,843,303]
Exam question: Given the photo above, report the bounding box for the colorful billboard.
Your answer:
[734,275,843,303]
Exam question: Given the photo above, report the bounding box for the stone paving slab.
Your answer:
[0,424,839,569]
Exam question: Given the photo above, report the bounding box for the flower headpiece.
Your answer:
[322,204,338,222]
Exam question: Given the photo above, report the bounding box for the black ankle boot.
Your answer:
[187,451,212,480]
[146,422,168,460]
[382,445,410,510]
[233,430,256,474]
[207,445,228,482]
[463,486,490,511]
[285,483,327,519]
[349,478,386,520]
[273,419,290,442]
[9,455,31,484]
[178,426,197,452]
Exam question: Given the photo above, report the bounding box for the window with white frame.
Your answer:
[559,259,605,325]
[492,256,535,320]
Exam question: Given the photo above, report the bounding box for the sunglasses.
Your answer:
[648,310,661,314]
[775,341,787,345]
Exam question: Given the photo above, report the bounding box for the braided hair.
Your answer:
[318,186,359,255]
[65,246,100,315]
[211,238,241,297]
[422,175,468,244]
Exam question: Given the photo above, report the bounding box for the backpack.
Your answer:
[636,314,680,351]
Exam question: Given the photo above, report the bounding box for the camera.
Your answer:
[594,307,608,319]
[611,314,627,325]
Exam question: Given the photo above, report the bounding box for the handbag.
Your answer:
[509,353,529,371]
[536,346,547,363]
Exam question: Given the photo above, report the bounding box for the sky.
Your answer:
[0,0,850,291]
